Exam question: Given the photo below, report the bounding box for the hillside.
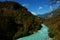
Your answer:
[44,9,60,40]
[0,1,42,40]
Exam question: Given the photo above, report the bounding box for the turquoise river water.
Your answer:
[17,24,49,40]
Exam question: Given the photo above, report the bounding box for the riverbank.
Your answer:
[17,24,49,40]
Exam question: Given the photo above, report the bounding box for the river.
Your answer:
[17,24,49,40]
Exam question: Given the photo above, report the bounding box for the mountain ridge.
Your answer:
[37,6,60,19]
[0,1,42,40]
[44,7,60,40]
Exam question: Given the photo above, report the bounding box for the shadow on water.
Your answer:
[17,24,49,40]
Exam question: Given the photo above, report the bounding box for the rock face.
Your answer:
[0,1,42,40]
[44,8,60,40]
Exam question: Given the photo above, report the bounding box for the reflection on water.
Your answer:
[17,24,49,40]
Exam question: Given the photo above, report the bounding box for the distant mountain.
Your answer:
[0,1,42,40]
[37,6,60,19]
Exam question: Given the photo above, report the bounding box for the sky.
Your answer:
[0,0,60,15]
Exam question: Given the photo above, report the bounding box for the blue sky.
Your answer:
[1,0,60,15]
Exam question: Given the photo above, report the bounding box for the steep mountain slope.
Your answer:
[44,9,60,40]
[0,1,42,40]
[38,6,60,19]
